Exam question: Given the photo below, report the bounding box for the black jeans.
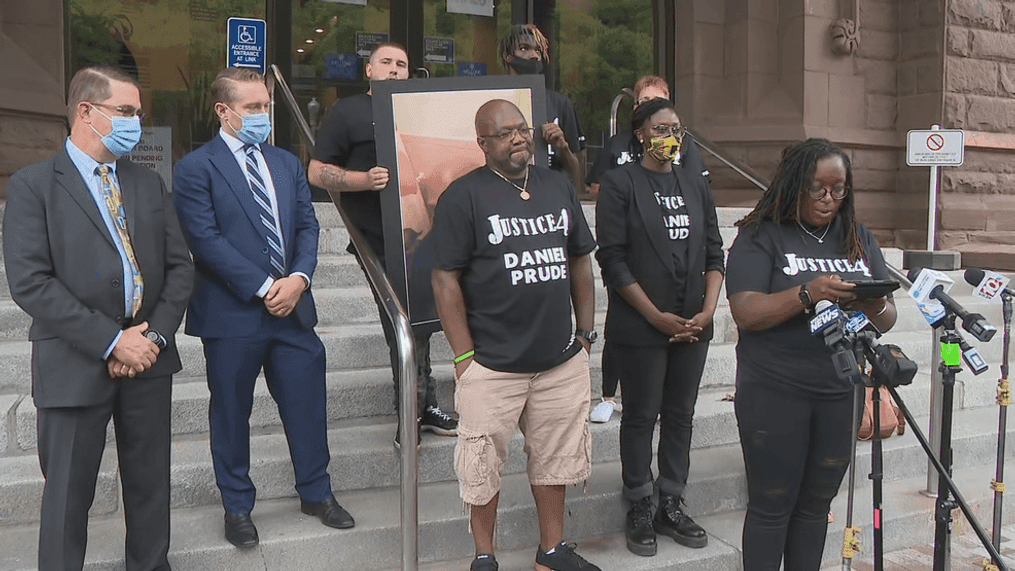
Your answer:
[355,255,437,416]
[735,381,854,571]
[601,340,620,398]
[615,341,709,500]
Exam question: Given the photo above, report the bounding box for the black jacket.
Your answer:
[595,162,724,346]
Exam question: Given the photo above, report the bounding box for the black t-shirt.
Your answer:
[545,90,586,172]
[313,93,385,258]
[643,166,690,311]
[725,216,890,397]
[586,130,709,186]
[431,166,598,373]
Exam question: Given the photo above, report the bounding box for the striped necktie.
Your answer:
[97,166,144,317]
[243,144,285,277]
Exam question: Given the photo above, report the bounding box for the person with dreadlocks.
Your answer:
[595,97,724,557]
[500,24,586,193]
[725,138,897,571]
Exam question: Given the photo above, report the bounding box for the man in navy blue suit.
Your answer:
[173,67,354,548]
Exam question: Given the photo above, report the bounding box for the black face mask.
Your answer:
[508,57,544,75]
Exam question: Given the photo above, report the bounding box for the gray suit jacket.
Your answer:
[3,148,194,408]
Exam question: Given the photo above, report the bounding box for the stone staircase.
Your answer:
[0,203,1012,571]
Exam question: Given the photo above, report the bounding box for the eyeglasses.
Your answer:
[89,102,146,123]
[807,185,849,201]
[480,127,536,142]
[649,124,686,138]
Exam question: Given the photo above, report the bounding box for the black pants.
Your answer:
[615,341,709,500]
[37,376,172,571]
[356,254,437,416]
[601,340,619,398]
[735,381,854,571]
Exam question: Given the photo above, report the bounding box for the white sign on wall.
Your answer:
[448,0,493,17]
[906,129,965,166]
[127,127,173,189]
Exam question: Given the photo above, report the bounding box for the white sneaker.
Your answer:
[590,400,615,423]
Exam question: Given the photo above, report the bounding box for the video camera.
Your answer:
[809,301,918,388]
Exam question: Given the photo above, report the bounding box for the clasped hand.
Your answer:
[108,321,159,379]
[652,311,713,343]
[265,275,305,317]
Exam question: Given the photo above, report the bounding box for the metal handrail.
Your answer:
[267,65,420,571]
[684,127,771,192]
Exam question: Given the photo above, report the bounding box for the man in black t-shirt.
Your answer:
[431,100,600,571]
[307,42,457,443]
[500,24,586,195]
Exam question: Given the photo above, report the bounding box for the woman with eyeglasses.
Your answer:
[725,138,897,571]
[595,97,725,557]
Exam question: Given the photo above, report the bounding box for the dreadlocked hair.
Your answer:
[736,138,865,263]
[500,24,550,65]
[629,97,676,160]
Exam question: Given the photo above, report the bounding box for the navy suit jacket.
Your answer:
[173,134,319,338]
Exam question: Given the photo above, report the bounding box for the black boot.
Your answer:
[655,494,707,548]
[625,496,657,556]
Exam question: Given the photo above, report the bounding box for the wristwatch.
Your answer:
[798,284,814,313]
[144,329,167,350]
[576,329,598,345]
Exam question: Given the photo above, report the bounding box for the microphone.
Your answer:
[906,267,952,328]
[907,267,997,342]
[958,335,989,375]
[963,268,1014,300]
[811,300,862,383]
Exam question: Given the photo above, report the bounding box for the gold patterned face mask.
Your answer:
[646,135,682,163]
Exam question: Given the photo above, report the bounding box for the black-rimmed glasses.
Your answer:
[807,185,849,200]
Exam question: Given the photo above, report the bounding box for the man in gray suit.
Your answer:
[3,65,194,571]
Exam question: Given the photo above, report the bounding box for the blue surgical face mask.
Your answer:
[88,106,142,156]
[228,107,272,145]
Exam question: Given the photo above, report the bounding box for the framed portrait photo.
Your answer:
[372,75,548,333]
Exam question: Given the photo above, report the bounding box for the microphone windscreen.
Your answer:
[907,266,924,282]
[963,268,985,287]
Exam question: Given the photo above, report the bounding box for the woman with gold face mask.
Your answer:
[594,97,726,557]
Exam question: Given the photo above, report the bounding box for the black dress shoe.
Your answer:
[626,496,657,556]
[654,494,708,548]
[300,495,355,529]
[224,512,259,548]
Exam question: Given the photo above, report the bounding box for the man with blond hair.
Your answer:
[174,67,353,548]
[4,65,194,570]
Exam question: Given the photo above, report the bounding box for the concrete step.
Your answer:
[0,437,1009,571]
[701,460,1015,570]
[1,398,1011,530]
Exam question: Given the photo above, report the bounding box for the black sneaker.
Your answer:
[654,494,708,548]
[625,496,657,556]
[470,554,498,571]
[535,541,601,571]
[420,405,458,436]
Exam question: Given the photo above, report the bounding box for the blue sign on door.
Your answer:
[325,53,359,81]
[227,17,266,73]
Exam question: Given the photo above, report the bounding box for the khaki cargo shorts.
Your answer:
[453,350,593,506]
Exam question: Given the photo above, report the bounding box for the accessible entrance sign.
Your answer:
[907,128,964,166]
[227,17,266,73]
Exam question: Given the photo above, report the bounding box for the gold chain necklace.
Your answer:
[489,166,530,201]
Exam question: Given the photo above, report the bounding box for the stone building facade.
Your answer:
[1,0,1013,266]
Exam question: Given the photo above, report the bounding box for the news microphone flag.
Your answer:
[908,267,954,328]
[963,268,1012,301]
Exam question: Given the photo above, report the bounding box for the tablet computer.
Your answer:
[847,279,900,299]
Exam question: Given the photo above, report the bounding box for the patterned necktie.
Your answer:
[243,144,285,277]
[97,166,144,317]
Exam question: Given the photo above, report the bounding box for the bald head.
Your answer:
[475,99,526,137]
[475,99,533,177]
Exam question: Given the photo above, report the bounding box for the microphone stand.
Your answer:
[990,291,1012,569]
[933,313,963,571]
[841,379,863,571]
[870,375,886,571]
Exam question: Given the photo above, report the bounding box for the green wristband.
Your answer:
[454,350,475,364]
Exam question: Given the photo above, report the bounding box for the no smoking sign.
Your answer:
[907,129,964,166]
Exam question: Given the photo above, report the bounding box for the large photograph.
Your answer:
[372,75,547,331]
